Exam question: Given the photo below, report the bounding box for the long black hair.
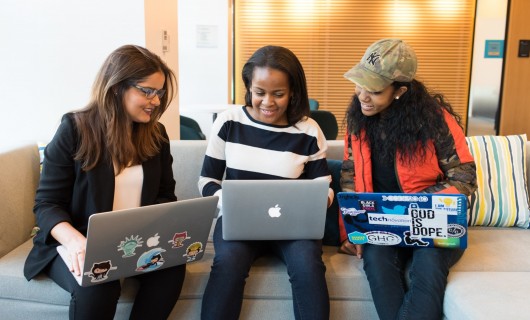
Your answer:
[345,79,463,164]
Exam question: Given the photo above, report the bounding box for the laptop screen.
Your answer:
[337,192,468,249]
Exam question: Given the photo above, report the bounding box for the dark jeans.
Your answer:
[363,244,464,320]
[46,254,186,320]
[201,217,330,320]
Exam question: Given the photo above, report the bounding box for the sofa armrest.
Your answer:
[0,143,40,258]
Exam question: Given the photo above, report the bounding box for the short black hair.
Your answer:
[242,45,310,125]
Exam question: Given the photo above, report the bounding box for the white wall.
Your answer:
[468,0,507,120]
[145,0,180,139]
[177,0,230,138]
[0,0,145,147]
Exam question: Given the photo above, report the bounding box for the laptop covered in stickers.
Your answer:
[56,196,218,287]
[337,192,468,249]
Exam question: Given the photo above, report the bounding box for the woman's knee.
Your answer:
[71,281,121,312]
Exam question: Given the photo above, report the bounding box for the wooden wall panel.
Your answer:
[234,0,476,138]
[499,0,530,136]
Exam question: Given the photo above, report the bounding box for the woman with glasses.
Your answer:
[23,45,184,320]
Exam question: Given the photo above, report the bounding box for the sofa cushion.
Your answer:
[445,272,530,319]
[0,239,139,319]
[1,238,376,319]
[466,135,530,228]
[452,227,530,272]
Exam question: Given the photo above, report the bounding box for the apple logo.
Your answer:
[146,233,160,247]
[268,204,282,218]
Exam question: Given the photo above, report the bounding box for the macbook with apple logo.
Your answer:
[56,196,218,287]
[221,179,330,240]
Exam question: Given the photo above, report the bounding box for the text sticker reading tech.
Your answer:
[337,192,468,249]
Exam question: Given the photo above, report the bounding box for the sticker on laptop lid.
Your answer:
[348,231,368,245]
[184,242,203,262]
[432,195,463,215]
[84,260,118,282]
[359,199,377,212]
[168,231,191,248]
[403,231,429,247]
[409,205,448,238]
[447,224,466,238]
[365,231,402,246]
[117,235,144,258]
[136,248,166,272]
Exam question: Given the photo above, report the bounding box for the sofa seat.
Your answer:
[442,226,530,320]
[452,227,530,272]
[6,225,530,319]
[444,272,530,320]
[0,228,379,320]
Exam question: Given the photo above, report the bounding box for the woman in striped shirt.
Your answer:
[199,45,333,320]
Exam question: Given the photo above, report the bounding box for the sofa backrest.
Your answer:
[3,137,525,257]
[0,143,40,258]
[169,139,530,200]
[170,140,208,200]
[328,140,530,186]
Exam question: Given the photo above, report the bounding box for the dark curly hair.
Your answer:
[345,79,463,165]
[242,45,310,125]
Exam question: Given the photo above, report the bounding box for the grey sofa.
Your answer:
[1,139,530,319]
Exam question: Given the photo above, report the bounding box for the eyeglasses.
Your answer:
[132,84,166,100]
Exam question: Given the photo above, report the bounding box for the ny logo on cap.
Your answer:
[366,52,380,66]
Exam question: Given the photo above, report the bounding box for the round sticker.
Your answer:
[366,231,402,246]
[447,224,466,238]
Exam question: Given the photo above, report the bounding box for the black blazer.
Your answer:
[24,114,177,280]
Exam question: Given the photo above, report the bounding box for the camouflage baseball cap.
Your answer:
[344,39,417,92]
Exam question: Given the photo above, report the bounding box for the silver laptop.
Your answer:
[57,196,218,287]
[221,179,329,240]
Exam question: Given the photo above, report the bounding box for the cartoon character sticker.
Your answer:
[403,231,429,247]
[136,248,166,272]
[117,235,144,257]
[84,260,118,282]
[184,242,203,262]
[168,231,191,248]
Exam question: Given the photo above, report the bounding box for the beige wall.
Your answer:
[145,0,180,139]
[499,0,530,136]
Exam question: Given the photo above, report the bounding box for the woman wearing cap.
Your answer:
[339,39,477,320]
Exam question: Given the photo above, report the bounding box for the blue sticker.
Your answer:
[136,248,166,272]
[348,231,368,244]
